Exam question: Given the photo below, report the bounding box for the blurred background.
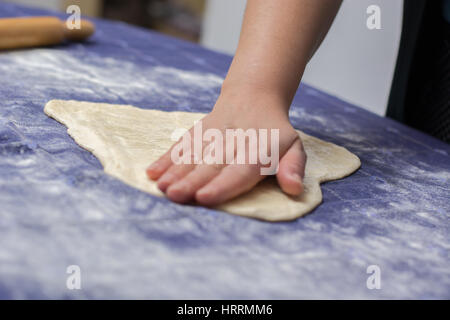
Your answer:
[2,0,404,116]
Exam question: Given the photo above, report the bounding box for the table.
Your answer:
[0,2,449,299]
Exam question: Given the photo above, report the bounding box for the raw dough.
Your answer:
[44,100,361,221]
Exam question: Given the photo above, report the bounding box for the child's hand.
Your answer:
[146,91,307,206]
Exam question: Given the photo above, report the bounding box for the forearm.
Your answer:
[221,0,342,107]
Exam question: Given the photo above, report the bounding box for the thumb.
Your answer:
[276,138,307,196]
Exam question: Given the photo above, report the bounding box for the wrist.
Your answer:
[220,80,292,107]
[215,82,292,118]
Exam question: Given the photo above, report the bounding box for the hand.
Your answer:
[146,91,307,206]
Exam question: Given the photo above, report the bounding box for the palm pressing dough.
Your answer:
[44,100,360,221]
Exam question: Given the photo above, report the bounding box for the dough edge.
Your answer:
[44,99,361,222]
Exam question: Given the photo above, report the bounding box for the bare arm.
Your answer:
[223,0,342,106]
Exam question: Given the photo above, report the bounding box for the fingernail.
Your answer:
[167,184,187,202]
[169,181,186,192]
[146,163,161,180]
[159,173,175,184]
[197,188,212,198]
[292,173,302,183]
[147,162,159,171]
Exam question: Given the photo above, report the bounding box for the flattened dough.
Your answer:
[44,100,360,221]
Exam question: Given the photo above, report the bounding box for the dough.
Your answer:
[44,100,361,221]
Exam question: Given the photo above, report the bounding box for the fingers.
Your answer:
[195,164,265,206]
[276,137,306,196]
[146,148,174,180]
[156,163,196,193]
[147,128,306,206]
[166,164,223,203]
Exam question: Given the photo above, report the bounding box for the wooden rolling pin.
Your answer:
[0,16,95,50]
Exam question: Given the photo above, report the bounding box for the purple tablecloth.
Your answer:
[0,3,449,299]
